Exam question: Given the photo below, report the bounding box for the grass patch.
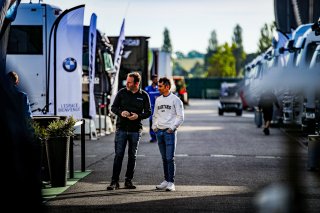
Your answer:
[42,170,91,200]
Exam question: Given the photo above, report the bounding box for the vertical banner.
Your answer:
[0,0,10,73]
[110,18,125,105]
[5,0,21,21]
[89,13,97,119]
[48,5,85,119]
[0,0,10,30]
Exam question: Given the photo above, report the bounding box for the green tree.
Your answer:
[205,30,218,69]
[161,27,173,53]
[207,43,236,77]
[257,22,275,54]
[187,50,204,58]
[189,62,205,78]
[172,61,188,77]
[175,51,185,59]
[232,24,246,76]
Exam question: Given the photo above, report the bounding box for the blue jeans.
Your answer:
[111,129,141,182]
[156,129,177,183]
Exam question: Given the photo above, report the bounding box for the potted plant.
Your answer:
[45,116,76,187]
[31,120,50,183]
[32,121,49,141]
[46,116,76,138]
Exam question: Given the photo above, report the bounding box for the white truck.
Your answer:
[149,48,177,95]
[288,25,320,130]
[6,3,62,114]
[6,3,116,135]
[278,24,312,126]
[150,48,173,78]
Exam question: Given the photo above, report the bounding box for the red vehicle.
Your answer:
[173,76,189,105]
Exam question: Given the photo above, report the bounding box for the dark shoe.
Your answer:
[107,181,119,190]
[149,139,157,143]
[124,180,136,189]
[263,128,270,135]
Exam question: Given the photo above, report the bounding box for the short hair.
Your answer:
[7,71,19,85]
[151,74,158,80]
[128,72,141,84]
[158,77,171,89]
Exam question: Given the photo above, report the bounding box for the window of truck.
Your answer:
[7,25,43,55]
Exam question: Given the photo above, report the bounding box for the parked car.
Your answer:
[173,76,189,105]
[218,82,243,116]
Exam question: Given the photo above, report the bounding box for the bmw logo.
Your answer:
[63,57,77,72]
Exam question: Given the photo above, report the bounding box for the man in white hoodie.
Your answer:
[152,77,184,191]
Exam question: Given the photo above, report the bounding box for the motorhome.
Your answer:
[6,3,62,114]
[6,3,115,137]
[278,24,312,125]
[288,25,320,130]
[298,22,320,133]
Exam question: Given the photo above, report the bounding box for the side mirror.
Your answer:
[311,20,320,36]
[279,47,285,54]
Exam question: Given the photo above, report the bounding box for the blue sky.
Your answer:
[24,0,275,54]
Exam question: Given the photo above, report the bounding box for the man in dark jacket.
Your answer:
[258,90,280,135]
[107,72,151,190]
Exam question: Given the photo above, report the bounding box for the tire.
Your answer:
[236,110,242,116]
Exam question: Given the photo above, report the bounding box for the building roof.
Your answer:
[175,58,204,71]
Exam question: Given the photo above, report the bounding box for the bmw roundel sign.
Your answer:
[63,57,77,72]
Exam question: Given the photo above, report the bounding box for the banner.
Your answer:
[1,0,21,39]
[0,0,10,30]
[110,18,125,105]
[5,0,20,21]
[48,5,84,119]
[89,13,97,119]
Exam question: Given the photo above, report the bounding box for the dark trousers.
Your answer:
[111,129,141,182]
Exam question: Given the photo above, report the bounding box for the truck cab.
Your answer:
[218,82,242,116]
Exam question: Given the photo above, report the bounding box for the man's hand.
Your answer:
[166,128,174,133]
[128,112,138,120]
[121,111,130,118]
[153,128,158,133]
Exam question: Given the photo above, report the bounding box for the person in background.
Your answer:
[107,72,151,190]
[152,77,184,192]
[7,71,32,119]
[258,90,280,135]
[145,74,160,143]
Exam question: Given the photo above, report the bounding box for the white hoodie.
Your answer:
[152,93,184,131]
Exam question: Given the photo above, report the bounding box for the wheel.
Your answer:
[236,110,242,116]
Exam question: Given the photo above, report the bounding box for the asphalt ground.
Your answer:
[44,99,320,213]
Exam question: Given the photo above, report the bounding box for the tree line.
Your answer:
[161,22,276,78]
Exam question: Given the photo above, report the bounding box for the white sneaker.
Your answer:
[166,182,175,191]
[156,180,168,190]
